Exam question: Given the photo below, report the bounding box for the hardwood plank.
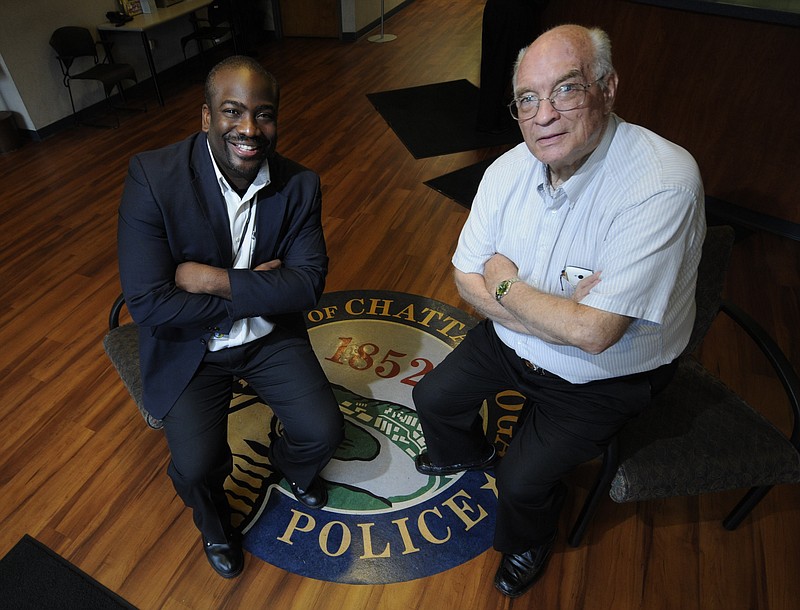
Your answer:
[0,0,798,608]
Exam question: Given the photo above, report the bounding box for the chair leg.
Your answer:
[103,90,122,129]
[181,38,208,79]
[197,39,209,72]
[105,82,147,126]
[65,82,117,128]
[65,84,80,126]
[723,485,773,530]
[117,83,128,105]
[568,437,619,547]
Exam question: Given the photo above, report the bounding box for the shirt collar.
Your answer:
[206,140,271,202]
[535,113,619,209]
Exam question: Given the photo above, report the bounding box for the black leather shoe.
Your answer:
[414,445,496,476]
[269,444,328,509]
[203,535,243,579]
[493,534,556,598]
[288,476,328,509]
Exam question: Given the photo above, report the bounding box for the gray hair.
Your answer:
[512,26,615,93]
[587,27,614,89]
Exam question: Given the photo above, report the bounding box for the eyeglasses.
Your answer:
[508,77,604,122]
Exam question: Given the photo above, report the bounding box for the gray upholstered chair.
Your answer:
[568,225,800,546]
[103,294,163,429]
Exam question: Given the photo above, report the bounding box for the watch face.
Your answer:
[496,278,519,301]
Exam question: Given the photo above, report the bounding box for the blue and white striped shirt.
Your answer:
[453,114,706,383]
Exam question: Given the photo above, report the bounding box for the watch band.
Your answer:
[495,277,521,302]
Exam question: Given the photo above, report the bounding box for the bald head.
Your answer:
[513,25,614,95]
[204,55,279,110]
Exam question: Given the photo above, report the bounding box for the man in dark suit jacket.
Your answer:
[117,56,344,579]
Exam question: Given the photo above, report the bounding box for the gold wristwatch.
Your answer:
[495,277,521,302]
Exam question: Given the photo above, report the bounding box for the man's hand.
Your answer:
[254,259,282,272]
[571,271,601,302]
[175,259,282,299]
[175,261,231,299]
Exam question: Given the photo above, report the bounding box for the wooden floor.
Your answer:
[1,0,798,608]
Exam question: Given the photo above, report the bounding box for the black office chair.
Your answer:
[49,26,141,128]
[181,1,237,69]
[567,225,800,546]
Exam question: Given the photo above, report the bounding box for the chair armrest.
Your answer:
[720,299,800,447]
[109,293,127,330]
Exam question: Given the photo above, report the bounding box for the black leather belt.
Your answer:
[521,357,677,387]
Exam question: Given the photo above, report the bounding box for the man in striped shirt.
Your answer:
[413,24,705,598]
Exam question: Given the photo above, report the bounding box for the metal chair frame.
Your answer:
[568,226,800,546]
[180,1,238,69]
[49,26,142,128]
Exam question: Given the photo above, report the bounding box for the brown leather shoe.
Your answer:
[414,445,496,476]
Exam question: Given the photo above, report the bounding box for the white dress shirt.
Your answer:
[453,114,706,383]
[206,143,276,351]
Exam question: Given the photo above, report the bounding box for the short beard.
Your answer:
[224,144,269,181]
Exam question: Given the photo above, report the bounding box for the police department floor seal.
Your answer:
[225,290,527,584]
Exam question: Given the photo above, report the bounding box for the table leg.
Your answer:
[141,32,164,106]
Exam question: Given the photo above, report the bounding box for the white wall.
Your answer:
[0,53,31,122]
[0,0,131,131]
[351,0,406,33]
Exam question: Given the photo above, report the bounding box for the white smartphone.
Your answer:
[563,265,594,287]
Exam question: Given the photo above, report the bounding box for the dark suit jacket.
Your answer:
[118,132,328,419]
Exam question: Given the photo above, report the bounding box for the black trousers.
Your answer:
[162,326,344,544]
[413,320,674,554]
